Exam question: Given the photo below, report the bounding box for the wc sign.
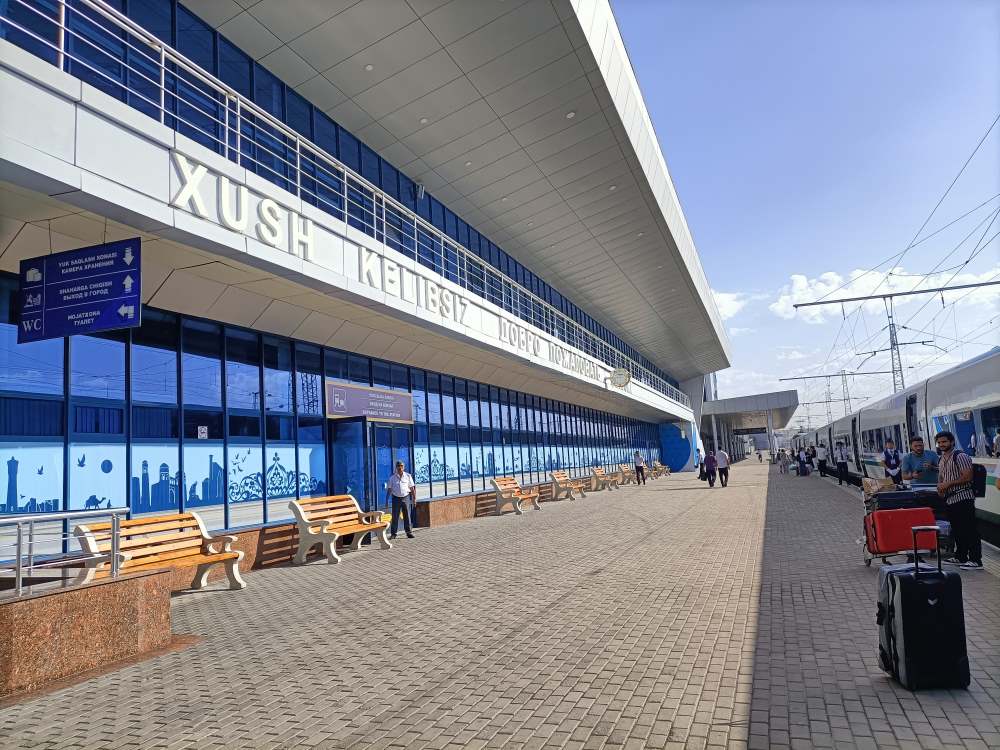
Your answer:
[18,238,142,343]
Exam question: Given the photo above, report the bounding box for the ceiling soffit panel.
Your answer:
[182,0,730,381]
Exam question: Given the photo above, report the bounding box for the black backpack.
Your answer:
[973,463,987,497]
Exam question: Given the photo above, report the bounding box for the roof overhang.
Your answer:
[182,0,731,381]
[702,390,800,430]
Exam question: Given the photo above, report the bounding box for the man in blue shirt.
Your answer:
[901,435,939,487]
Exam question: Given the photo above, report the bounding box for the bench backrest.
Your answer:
[492,476,524,494]
[592,466,608,476]
[619,464,633,472]
[551,470,573,483]
[291,495,364,530]
[75,512,210,569]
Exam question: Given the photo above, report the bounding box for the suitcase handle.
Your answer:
[910,525,942,574]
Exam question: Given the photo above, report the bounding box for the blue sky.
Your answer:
[614,0,1000,428]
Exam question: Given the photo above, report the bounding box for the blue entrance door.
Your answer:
[371,424,412,513]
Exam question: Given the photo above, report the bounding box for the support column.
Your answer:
[711,415,719,454]
[766,410,775,460]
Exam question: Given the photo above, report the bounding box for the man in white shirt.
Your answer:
[833,442,851,485]
[816,443,829,477]
[385,460,416,539]
[716,449,731,487]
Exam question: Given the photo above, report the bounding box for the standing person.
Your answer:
[704,451,718,487]
[696,449,706,481]
[881,439,903,486]
[756,450,762,463]
[633,450,647,485]
[385,460,416,540]
[797,447,808,477]
[778,450,789,475]
[816,443,829,477]
[833,441,850,485]
[993,428,1000,459]
[936,431,982,570]
[901,435,939,487]
[717,448,731,487]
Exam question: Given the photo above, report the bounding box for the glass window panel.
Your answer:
[372,359,391,389]
[225,329,262,527]
[286,87,312,139]
[348,354,369,385]
[182,319,222,408]
[0,279,64,517]
[131,309,178,405]
[338,128,360,172]
[71,333,125,400]
[426,373,443,496]
[218,36,251,98]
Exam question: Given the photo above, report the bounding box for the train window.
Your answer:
[981,407,1000,457]
[893,425,902,448]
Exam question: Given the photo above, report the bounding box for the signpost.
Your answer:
[325,382,414,423]
[18,238,141,343]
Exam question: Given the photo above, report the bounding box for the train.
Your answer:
[791,347,1000,531]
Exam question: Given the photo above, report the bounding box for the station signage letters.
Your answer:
[171,151,314,260]
[499,318,543,357]
[359,247,469,325]
[18,238,142,343]
[549,343,603,381]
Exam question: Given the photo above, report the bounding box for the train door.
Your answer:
[851,417,863,475]
[905,395,920,441]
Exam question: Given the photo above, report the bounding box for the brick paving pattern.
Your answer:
[1,461,997,749]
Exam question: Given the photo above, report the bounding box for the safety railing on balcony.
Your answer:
[0,0,690,410]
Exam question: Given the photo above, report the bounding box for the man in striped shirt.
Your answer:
[936,431,982,570]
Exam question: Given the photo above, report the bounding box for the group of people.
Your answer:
[694,448,732,488]
[775,432,982,571]
[776,443,850,483]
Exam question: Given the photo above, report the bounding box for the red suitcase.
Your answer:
[865,508,937,558]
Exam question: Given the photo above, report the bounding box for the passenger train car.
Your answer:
[796,348,1000,527]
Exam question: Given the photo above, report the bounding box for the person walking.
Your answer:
[881,439,903,486]
[901,435,939,487]
[633,450,647,485]
[704,451,718,487]
[756,451,762,463]
[816,443,828,477]
[385,460,416,540]
[797,447,808,477]
[936,431,982,570]
[833,442,850,485]
[717,448,731,487]
[778,449,789,475]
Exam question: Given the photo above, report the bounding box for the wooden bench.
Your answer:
[491,476,541,515]
[618,464,637,485]
[592,466,620,491]
[551,469,587,500]
[288,495,391,564]
[650,461,670,479]
[74,511,246,590]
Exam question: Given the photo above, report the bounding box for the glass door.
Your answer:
[370,423,412,512]
[330,417,368,507]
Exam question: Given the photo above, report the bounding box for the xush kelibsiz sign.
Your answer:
[18,238,141,343]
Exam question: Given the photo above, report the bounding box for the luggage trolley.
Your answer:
[861,485,952,567]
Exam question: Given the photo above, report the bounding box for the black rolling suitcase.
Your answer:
[876,525,970,690]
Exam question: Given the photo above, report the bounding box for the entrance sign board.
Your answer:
[326,382,414,423]
[18,238,141,343]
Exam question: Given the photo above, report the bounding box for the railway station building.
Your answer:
[0,0,732,532]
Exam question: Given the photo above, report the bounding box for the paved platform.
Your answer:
[1,462,997,750]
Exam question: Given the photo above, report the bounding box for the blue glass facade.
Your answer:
[0,0,685,403]
[0,277,661,529]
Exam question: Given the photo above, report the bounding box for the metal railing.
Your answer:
[0,507,126,596]
[0,0,689,409]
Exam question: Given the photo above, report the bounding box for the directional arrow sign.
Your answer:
[18,237,142,342]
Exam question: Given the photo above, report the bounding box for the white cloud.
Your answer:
[777,349,809,360]
[728,327,755,337]
[712,290,769,321]
[769,265,1000,324]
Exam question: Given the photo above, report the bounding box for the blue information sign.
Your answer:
[18,237,141,343]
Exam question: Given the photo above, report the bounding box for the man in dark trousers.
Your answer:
[385,460,416,540]
[833,441,850,485]
[936,431,982,570]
